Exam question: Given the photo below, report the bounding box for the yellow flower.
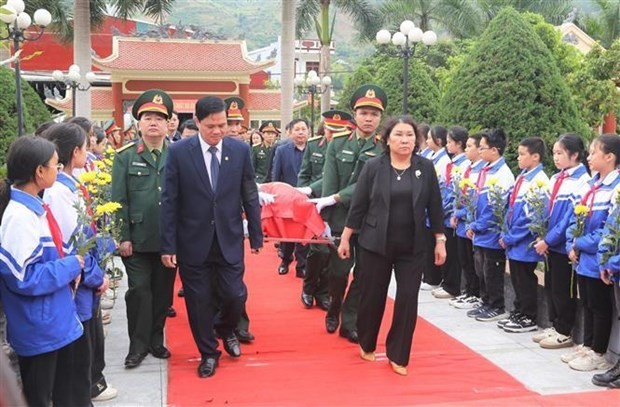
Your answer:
[105,147,116,155]
[452,166,462,175]
[96,172,112,184]
[94,160,107,171]
[78,171,97,184]
[535,179,548,189]
[574,204,590,216]
[87,185,99,194]
[103,158,113,167]
[94,202,122,217]
[459,179,476,190]
[487,176,499,187]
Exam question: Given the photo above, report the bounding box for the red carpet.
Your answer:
[166,245,617,406]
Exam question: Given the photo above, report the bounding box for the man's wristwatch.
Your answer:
[435,235,447,243]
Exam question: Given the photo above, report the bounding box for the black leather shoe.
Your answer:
[316,296,330,311]
[295,268,305,278]
[198,357,218,378]
[167,306,177,318]
[234,329,255,344]
[301,292,314,308]
[325,315,339,333]
[278,261,290,275]
[177,287,184,297]
[124,352,147,369]
[592,361,620,387]
[223,334,241,357]
[339,329,359,343]
[149,346,171,359]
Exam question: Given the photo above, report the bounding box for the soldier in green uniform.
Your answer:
[310,85,387,343]
[111,89,176,369]
[252,122,279,183]
[297,110,354,310]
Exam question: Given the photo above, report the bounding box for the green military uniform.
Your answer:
[321,85,387,339]
[299,110,355,309]
[251,143,273,183]
[111,89,176,361]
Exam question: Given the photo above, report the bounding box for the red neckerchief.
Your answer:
[580,183,602,214]
[43,203,65,258]
[548,170,568,211]
[476,165,491,191]
[445,162,454,186]
[78,185,97,233]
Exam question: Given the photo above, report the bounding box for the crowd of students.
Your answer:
[419,126,620,387]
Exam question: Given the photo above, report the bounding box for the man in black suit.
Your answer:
[160,97,263,378]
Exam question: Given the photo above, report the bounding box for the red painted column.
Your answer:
[112,81,123,125]
[239,82,250,127]
[602,112,617,134]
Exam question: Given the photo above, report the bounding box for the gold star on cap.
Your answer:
[153,94,163,104]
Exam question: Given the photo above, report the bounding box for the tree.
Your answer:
[296,0,379,114]
[374,0,573,40]
[441,7,589,171]
[0,67,51,165]
[578,0,620,48]
[29,0,176,119]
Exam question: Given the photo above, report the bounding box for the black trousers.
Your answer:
[474,247,486,302]
[508,259,538,318]
[303,243,330,299]
[179,238,246,359]
[327,234,361,333]
[357,243,423,367]
[422,229,442,286]
[479,247,506,309]
[544,251,577,336]
[279,242,309,273]
[89,305,108,398]
[123,252,176,355]
[577,275,614,354]
[439,228,461,295]
[19,335,91,407]
[456,236,479,297]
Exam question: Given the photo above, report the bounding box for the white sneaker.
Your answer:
[420,283,440,291]
[449,294,468,307]
[532,327,557,343]
[100,298,114,310]
[540,332,573,349]
[561,344,591,363]
[453,296,481,310]
[432,288,455,299]
[568,350,612,372]
[92,385,118,402]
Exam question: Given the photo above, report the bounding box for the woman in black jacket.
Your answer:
[338,116,446,376]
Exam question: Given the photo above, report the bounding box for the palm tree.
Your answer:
[281,0,296,133]
[375,0,573,40]
[28,0,176,119]
[578,0,620,48]
[296,0,379,113]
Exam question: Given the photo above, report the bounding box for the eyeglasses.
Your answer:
[45,163,64,171]
[479,146,491,151]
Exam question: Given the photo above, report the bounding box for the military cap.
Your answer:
[322,110,354,131]
[224,96,245,121]
[103,119,121,135]
[259,121,280,134]
[131,89,174,120]
[350,84,387,112]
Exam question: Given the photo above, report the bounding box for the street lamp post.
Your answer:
[52,65,96,117]
[376,20,437,115]
[0,0,51,137]
[294,70,331,136]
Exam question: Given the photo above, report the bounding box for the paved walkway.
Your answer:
[96,258,614,406]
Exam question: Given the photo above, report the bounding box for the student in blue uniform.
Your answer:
[466,128,515,322]
[565,134,620,372]
[433,126,469,300]
[43,123,116,401]
[421,125,450,291]
[450,133,486,309]
[498,137,549,333]
[532,134,590,350]
[594,186,620,387]
[0,136,87,407]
